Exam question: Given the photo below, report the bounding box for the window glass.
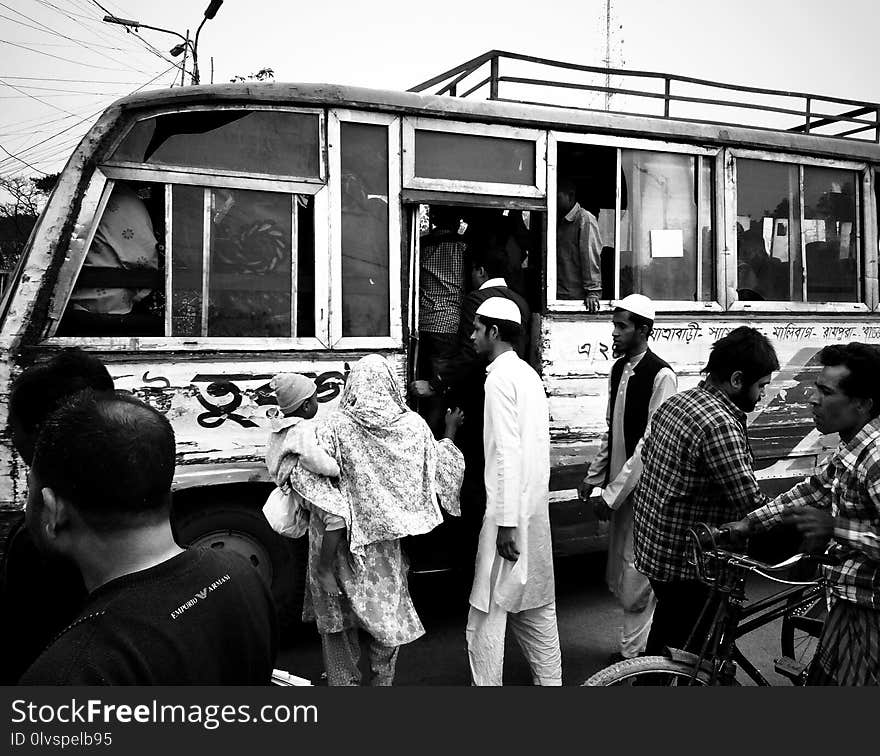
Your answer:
[59,181,164,336]
[803,166,858,302]
[415,130,536,185]
[341,122,390,337]
[171,184,203,336]
[736,159,802,301]
[699,158,715,301]
[111,111,320,178]
[620,151,704,301]
[207,188,292,337]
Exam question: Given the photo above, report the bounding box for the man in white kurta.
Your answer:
[580,295,677,660]
[466,297,561,686]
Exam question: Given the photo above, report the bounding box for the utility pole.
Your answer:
[604,0,612,111]
[102,1,223,86]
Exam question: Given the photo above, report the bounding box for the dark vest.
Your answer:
[606,349,672,485]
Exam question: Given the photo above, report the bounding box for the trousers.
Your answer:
[320,628,399,686]
[466,600,562,686]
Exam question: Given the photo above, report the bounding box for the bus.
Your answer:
[2,50,879,625]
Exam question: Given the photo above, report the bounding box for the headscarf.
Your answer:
[287,355,463,556]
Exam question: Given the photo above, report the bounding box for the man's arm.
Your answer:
[577,211,603,306]
[745,465,832,534]
[603,367,677,509]
[702,419,769,519]
[484,374,523,530]
[580,374,613,497]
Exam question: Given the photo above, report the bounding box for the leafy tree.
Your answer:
[0,173,58,270]
[230,67,275,83]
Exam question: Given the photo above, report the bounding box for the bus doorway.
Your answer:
[405,201,545,575]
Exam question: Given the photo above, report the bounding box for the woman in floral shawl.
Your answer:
[288,354,464,685]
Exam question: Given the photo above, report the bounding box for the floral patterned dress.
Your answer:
[291,355,464,647]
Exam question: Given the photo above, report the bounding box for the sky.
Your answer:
[1,0,879,180]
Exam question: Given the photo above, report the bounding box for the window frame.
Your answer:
[327,109,402,350]
[546,131,722,314]
[727,148,872,314]
[402,117,547,199]
[101,105,326,185]
[43,172,331,351]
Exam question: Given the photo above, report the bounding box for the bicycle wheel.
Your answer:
[780,590,825,667]
[582,655,733,686]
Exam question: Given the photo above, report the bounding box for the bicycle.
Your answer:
[583,523,829,686]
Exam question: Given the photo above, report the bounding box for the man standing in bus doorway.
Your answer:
[556,177,602,313]
[579,294,677,663]
[724,343,880,685]
[414,206,467,435]
[466,297,561,686]
[631,327,779,659]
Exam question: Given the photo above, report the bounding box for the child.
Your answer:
[265,373,346,596]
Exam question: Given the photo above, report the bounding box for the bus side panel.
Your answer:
[542,315,880,554]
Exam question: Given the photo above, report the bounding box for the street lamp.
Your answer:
[103,1,223,85]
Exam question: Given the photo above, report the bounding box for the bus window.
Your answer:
[110,110,321,179]
[737,159,860,303]
[620,150,713,302]
[340,122,390,337]
[60,182,315,338]
[60,181,165,337]
[554,143,617,301]
[803,167,858,302]
[414,130,536,185]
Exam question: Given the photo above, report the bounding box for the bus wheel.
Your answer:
[173,499,306,639]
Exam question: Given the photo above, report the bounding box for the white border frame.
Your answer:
[546,130,723,314]
[403,116,546,199]
[727,148,873,314]
[328,109,402,350]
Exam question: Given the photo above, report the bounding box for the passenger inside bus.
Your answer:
[58,182,164,336]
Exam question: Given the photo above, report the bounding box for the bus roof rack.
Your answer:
[409,50,880,143]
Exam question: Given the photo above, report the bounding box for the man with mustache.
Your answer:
[725,343,880,685]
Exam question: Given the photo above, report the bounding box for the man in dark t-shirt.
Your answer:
[17,391,277,685]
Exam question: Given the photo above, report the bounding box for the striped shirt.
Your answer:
[747,417,880,610]
[633,381,768,582]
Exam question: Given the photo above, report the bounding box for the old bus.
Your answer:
[2,50,879,624]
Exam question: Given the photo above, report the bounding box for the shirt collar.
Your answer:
[698,379,747,425]
[486,349,518,374]
[563,202,581,223]
[835,417,880,468]
[624,349,648,370]
[480,278,507,290]
[269,413,301,433]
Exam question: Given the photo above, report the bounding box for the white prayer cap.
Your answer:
[476,297,521,325]
[613,294,655,322]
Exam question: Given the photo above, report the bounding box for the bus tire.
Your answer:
[173,498,306,639]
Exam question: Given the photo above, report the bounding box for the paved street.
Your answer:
[279,552,797,686]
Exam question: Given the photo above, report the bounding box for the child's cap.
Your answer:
[271,374,317,414]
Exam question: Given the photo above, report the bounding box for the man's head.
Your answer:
[703,326,780,412]
[430,205,460,233]
[27,391,176,558]
[611,294,655,357]
[471,297,522,357]
[9,349,114,465]
[556,177,577,218]
[469,245,509,290]
[810,343,880,440]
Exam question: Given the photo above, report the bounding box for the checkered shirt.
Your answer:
[418,233,466,334]
[633,381,768,583]
[747,417,880,610]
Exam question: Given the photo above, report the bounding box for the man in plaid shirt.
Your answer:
[726,343,880,685]
[632,327,779,657]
